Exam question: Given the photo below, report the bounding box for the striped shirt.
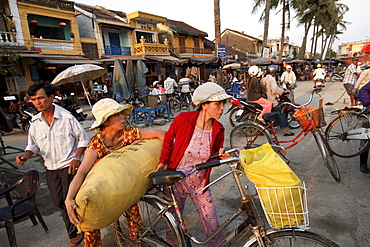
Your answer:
[26,106,89,170]
[343,63,358,85]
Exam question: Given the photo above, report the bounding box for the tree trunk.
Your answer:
[313,27,319,59]
[298,20,312,59]
[262,0,270,51]
[310,18,316,59]
[279,0,286,60]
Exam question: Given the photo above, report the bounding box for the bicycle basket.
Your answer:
[255,182,309,230]
[293,106,326,128]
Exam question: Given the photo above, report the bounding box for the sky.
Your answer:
[74,0,369,53]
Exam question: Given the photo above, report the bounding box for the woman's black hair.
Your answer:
[197,100,227,111]
[28,82,55,97]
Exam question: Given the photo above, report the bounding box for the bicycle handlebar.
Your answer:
[195,157,240,170]
[282,88,321,109]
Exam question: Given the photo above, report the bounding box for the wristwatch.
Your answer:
[73,157,81,162]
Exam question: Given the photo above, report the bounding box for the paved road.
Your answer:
[0,80,369,246]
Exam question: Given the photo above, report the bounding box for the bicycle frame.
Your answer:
[140,158,267,247]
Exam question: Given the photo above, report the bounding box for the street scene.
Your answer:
[1,0,370,247]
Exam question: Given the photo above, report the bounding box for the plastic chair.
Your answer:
[0,170,49,247]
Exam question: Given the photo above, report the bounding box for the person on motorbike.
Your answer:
[280,65,296,90]
[262,65,294,136]
[280,65,297,102]
[313,64,326,88]
[245,65,272,120]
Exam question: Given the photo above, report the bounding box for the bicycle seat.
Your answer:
[150,171,185,186]
[262,112,280,122]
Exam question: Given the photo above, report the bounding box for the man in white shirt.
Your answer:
[15,83,89,246]
[313,64,326,88]
[164,73,178,95]
[178,75,192,104]
[280,65,297,90]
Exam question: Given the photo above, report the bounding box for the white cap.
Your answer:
[192,82,232,106]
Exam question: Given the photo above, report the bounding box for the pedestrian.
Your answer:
[353,62,370,93]
[343,58,360,106]
[65,98,165,247]
[262,65,295,136]
[155,82,232,247]
[163,72,178,95]
[15,82,89,247]
[356,81,370,174]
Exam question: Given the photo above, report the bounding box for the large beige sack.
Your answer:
[75,139,162,232]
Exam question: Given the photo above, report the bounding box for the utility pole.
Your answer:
[214,0,223,87]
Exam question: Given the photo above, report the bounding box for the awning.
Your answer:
[361,43,370,53]
[145,55,187,64]
[100,56,145,62]
[222,63,241,69]
[187,57,221,67]
[40,59,102,65]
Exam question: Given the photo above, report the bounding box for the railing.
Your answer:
[104,45,131,56]
[0,32,18,46]
[134,43,169,55]
[33,39,74,51]
[18,0,74,11]
[171,47,213,55]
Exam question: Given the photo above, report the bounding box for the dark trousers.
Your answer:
[272,105,288,129]
[46,167,78,239]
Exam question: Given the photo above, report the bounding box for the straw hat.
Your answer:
[90,98,133,130]
[192,82,232,106]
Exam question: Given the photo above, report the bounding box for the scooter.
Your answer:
[226,92,300,129]
[5,103,34,133]
[54,93,87,121]
[330,72,344,82]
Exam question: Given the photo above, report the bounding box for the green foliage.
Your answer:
[0,49,22,76]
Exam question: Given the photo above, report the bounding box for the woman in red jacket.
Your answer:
[156,82,232,247]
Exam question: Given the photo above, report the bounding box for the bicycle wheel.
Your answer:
[314,131,341,182]
[247,230,339,247]
[113,197,183,247]
[325,112,370,158]
[287,111,300,129]
[230,122,274,150]
[229,108,257,127]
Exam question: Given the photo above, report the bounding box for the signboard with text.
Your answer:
[218,45,226,58]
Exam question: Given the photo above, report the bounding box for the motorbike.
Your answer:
[5,102,34,133]
[225,92,300,129]
[330,72,344,82]
[54,94,87,121]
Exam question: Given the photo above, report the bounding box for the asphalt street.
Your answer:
[0,80,369,246]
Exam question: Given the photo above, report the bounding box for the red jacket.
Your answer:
[160,111,225,186]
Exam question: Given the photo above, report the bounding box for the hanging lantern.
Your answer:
[29,19,38,25]
[58,22,67,28]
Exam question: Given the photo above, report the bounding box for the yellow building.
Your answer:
[157,19,212,59]
[338,39,370,57]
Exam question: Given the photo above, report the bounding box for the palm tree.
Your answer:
[252,0,273,54]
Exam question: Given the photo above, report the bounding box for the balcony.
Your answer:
[32,38,74,51]
[171,47,213,58]
[104,46,131,56]
[0,32,20,48]
[134,38,169,56]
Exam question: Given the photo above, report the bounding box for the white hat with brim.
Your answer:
[90,98,133,131]
[192,82,232,106]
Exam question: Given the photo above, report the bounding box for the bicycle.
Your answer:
[112,148,339,246]
[230,88,341,182]
[167,92,182,116]
[325,107,370,158]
